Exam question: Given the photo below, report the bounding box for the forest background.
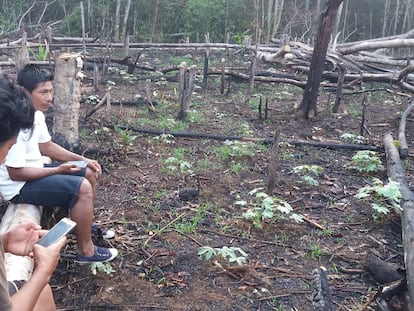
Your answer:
[1,0,413,46]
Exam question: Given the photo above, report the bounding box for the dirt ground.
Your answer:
[21,51,414,310]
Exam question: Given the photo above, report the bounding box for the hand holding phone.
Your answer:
[37,218,76,247]
[64,160,88,168]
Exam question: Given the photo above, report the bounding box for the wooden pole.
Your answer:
[267,126,281,194]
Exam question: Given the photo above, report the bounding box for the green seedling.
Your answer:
[29,43,49,61]
[340,133,366,144]
[292,165,324,187]
[114,125,137,158]
[198,245,248,266]
[90,262,116,275]
[356,178,402,220]
[235,188,303,228]
[349,150,381,173]
[164,157,193,174]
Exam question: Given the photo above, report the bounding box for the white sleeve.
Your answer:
[36,112,52,143]
[4,135,26,168]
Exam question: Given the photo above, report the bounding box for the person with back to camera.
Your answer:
[0,64,118,263]
[0,76,65,310]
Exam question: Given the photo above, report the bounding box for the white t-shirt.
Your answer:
[0,111,51,200]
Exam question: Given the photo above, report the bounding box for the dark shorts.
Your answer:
[10,163,86,209]
[8,280,25,295]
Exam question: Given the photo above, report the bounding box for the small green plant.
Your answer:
[114,125,137,158]
[340,133,366,144]
[85,95,100,105]
[213,140,257,162]
[198,245,248,266]
[309,244,323,261]
[106,80,116,90]
[164,157,193,174]
[90,262,116,275]
[235,188,303,228]
[152,134,175,144]
[29,43,49,61]
[292,165,324,187]
[356,178,402,219]
[349,150,381,173]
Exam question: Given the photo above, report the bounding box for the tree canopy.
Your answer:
[1,0,413,44]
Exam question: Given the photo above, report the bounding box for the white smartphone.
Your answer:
[36,217,76,247]
[65,160,88,168]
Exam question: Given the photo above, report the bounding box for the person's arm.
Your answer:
[40,141,102,175]
[39,141,85,162]
[7,164,79,181]
[0,223,66,311]
[9,239,66,311]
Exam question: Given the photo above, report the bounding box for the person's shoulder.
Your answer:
[34,111,46,120]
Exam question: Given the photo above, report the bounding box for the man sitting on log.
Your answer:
[0,76,65,310]
[0,64,117,263]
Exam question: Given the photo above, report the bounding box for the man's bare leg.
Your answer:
[69,179,95,256]
[33,285,56,311]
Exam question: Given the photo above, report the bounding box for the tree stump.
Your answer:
[177,62,195,121]
[52,53,83,152]
[16,31,29,74]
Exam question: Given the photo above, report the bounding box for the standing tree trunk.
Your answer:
[265,0,274,43]
[150,0,160,43]
[296,0,344,120]
[382,0,390,37]
[53,54,83,152]
[121,0,131,40]
[114,0,121,42]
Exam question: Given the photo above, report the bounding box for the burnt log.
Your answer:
[383,133,414,311]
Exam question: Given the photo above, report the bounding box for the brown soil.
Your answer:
[48,53,414,311]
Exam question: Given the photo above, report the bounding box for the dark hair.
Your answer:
[17,64,53,93]
[0,76,35,145]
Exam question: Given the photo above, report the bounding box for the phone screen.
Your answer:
[37,218,76,247]
[65,160,88,168]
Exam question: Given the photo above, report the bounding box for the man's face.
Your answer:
[30,81,53,112]
[0,137,17,164]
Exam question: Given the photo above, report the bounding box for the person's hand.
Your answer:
[85,158,101,179]
[32,237,66,275]
[57,163,82,174]
[4,223,47,256]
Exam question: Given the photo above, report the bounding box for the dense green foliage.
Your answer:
[0,0,412,43]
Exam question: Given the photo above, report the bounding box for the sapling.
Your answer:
[198,246,248,266]
[356,178,402,219]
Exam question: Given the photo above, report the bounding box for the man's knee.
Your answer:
[84,168,97,186]
[78,179,93,198]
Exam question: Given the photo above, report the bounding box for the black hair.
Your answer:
[16,64,53,93]
[0,76,35,146]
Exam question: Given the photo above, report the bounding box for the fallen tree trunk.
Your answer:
[104,123,382,151]
[383,133,414,311]
[398,100,414,159]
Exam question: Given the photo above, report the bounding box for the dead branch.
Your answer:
[383,133,414,311]
[398,99,414,158]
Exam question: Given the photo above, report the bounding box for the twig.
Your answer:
[302,215,324,230]
[85,92,108,119]
[172,229,203,246]
[144,212,186,246]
